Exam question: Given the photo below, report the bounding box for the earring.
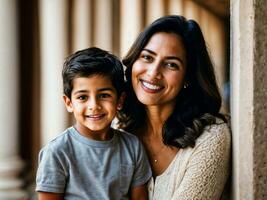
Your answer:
[117,104,122,111]
[183,83,189,89]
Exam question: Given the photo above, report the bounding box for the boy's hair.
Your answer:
[62,47,125,99]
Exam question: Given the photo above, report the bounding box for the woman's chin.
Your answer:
[137,96,157,105]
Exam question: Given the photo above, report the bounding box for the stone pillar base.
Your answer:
[0,156,27,200]
[0,191,28,200]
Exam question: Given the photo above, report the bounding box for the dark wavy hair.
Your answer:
[117,15,226,148]
[62,47,125,99]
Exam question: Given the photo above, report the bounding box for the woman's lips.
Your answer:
[140,79,164,93]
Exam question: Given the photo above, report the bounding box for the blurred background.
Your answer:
[0,0,230,199]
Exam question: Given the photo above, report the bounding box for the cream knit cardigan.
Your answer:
[148,122,231,200]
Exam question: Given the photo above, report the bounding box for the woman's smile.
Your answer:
[140,79,164,93]
[132,32,187,107]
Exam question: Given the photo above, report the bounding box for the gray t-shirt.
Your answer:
[36,127,151,200]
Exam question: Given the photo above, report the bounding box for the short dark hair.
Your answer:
[62,47,124,99]
[118,15,226,148]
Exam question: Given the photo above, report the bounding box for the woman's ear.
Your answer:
[63,95,73,113]
[117,92,126,110]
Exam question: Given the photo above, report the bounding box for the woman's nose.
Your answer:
[146,62,162,79]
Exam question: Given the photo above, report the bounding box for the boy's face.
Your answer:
[63,75,124,140]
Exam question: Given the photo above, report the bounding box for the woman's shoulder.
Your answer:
[195,119,231,148]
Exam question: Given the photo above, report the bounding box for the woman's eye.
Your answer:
[141,54,153,62]
[164,62,179,70]
[98,93,111,99]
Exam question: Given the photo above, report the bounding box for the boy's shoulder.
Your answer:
[114,128,141,146]
[42,127,73,151]
[114,128,139,140]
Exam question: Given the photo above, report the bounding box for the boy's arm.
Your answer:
[38,192,64,200]
[130,184,148,200]
[36,147,66,199]
[129,137,151,200]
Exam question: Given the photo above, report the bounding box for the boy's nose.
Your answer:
[87,99,101,110]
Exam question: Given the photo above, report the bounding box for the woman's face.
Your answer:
[131,32,187,107]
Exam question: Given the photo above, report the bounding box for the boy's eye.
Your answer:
[77,95,87,101]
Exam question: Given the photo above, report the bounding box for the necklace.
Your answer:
[150,146,166,163]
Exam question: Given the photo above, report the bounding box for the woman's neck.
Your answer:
[144,104,174,137]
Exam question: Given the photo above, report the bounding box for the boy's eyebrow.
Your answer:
[98,87,115,92]
[73,87,115,95]
[142,48,184,64]
[73,90,88,95]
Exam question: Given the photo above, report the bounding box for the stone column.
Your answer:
[39,0,69,145]
[0,0,27,199]
[202,12,227,93]
[231,0,267,199]
[183,0,200,21]
[72,0,92,51]
[146,0,165,24]
[168,0,184,15]
[252,1,267,198]
[93,0,113,52]
[120,0,143,56]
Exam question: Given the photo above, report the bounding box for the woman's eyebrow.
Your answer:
[142,48,156,55]
[142,48,184,64]
[165,56,184,64]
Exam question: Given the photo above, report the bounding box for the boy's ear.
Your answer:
[117,92,126,111]
[63,95,73,113]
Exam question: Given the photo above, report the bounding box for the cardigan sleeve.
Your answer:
[171,123,231,200]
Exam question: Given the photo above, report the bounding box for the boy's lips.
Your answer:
[140,79,164,92]
[86,114,105,120]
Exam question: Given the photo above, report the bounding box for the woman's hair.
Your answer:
[118,15,226,148]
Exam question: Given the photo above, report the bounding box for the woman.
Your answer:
[118,15,231,199]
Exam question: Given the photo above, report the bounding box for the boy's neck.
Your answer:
[74,124,114,141]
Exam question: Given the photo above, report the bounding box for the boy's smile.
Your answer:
[63,75,123,140]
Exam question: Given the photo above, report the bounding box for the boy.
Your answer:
[36,47,151,200]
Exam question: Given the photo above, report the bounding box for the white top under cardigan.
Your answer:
[148,122,231,200]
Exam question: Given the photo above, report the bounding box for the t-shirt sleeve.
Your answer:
[171,123,231,200]
[36,146,66,193]
[131,140,152,187]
